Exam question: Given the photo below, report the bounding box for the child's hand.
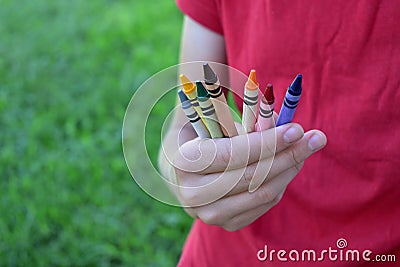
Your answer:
[173,123,327,231]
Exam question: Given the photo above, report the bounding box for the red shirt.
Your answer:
[176,0,400,266]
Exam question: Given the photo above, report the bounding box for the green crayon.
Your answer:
[196,81,224,138]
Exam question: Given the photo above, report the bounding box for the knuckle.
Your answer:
[172,151,191,172]
[271,192,283,205]
[216,141,232,167]
[183,207,197,218]
[222,223,240,232]
[174,168,186,181]
[294,162,304,172]
[179,187,202,207]
[243,165,256,183]
[260,132,276,157]
[285,148,303,166]
[222,217,243,232]
[197,209,221,225]
[255,186,277,204]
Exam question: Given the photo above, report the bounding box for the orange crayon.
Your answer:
[242,70,259,133]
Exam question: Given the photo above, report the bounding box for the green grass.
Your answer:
[0,0,193,266]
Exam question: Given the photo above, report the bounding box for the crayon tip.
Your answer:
[264,83,275,102]
[290,74,302,93]
[196,81,209,98]
[178,89,189,103]
[245,69,259,90]
[203,63,218,84]
[180,74,196,94]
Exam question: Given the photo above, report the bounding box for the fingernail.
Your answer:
[283,126,303,143]
[308,133,326,151]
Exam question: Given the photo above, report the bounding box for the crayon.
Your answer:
[265,83,275,111]
[256,83,275,131]
[203,63,238,137]
[242,70,259,133]
[196,81,224,138]
[180,74,206,125]
[178,89,211,139]
[276,74,303,126]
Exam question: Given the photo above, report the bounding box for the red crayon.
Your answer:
[256,83,275,131]
[265,83,275,110]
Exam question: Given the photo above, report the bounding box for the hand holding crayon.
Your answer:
[172,119,326,230]
[171,64,327,231]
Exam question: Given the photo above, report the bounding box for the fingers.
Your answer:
[182,160,300,214]
[221,191,285,232]
[227,130,325,194]
[177,128,328,229]
[188,166,296,226]
[177,130,326,199]
[247,130,326,192]
[174,123,305,174]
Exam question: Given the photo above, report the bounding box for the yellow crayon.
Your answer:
[180,74,207,125]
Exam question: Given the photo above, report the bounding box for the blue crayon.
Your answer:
[178,90,211,139]
[276,74,303,126]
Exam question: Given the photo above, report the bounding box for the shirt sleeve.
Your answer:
[176,0,223,35]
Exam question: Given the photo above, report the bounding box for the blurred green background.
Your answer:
[0,0,193,266]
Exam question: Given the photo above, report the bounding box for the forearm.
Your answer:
[158,15,227,192]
